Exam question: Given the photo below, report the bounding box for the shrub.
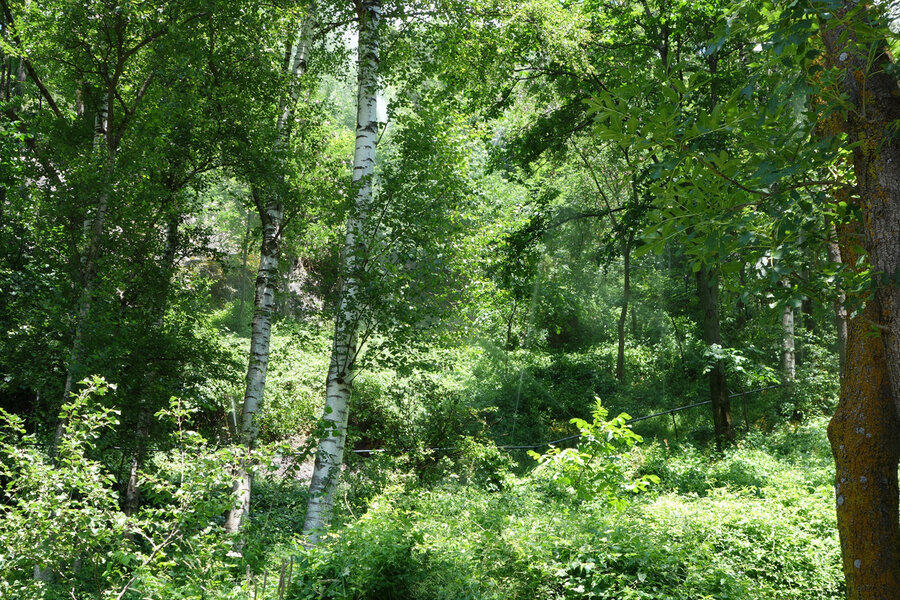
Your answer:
[528,400,658,506]
[0,377,246,600]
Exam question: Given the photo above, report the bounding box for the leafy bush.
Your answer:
[293,416,841,600]
[528,400,658,506]
[0,377,247,599]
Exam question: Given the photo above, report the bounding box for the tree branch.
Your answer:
[0,0,64,119]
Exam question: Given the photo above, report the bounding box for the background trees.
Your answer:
[0,0,893,597]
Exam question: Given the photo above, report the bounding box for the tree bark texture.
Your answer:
[303,0,381,543]
[828,299,900,598]
[818,4,900,595]
[223,19,313,535]
[820,1,900,419]
[696,266,733,449]
[781,303,796,384]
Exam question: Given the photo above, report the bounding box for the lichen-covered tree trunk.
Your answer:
[303,0,381,543]
[696,265,733,450]
[818,3,900,595]
[223,20,313,534]
[821,0,900,424]
[828,299,900,598]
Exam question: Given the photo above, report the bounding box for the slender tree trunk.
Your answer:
[631,301,637,338]
[53,93,114,453]
[223,19,313,535]
[696,266,733,450]
[735,265,749,329]
[818,5,900,594]
[827,225,848,379]
[781,302,796,384]
[303,0,381,543]
[505,298,517,351]
[123,214,180,517]
[616,235,633,381]
[224,210,282,533]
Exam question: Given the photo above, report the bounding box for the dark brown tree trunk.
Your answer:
[696,266,733,449]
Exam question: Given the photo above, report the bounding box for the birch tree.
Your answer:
[303,0,382,542]
[224,15,316,534]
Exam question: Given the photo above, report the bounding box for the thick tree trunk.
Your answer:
[223,19,313,535]
[828,300,900,598]
[696,266,733,449]
[303,0,381,544]
[820,0,900,422]
[818,4,900,595]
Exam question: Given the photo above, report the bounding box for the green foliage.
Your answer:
[293,420,842,600]
[0,378,245,599]
[438,436,515,491]
[528,400,658,506]
[703,344,781,389]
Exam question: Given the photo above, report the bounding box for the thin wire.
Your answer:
[351,383,785,454]
[17,384,784,456]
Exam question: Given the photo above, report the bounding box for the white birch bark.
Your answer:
[781,303,796,384]
[224,18,314,534]
[303,0,381,543]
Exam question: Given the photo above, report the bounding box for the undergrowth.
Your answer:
[290,416,842,600]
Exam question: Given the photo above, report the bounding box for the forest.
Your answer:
[1,0,899,598]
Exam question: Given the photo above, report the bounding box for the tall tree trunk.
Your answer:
[781,302,796,385]
[827,226,848,379]
[303,0,381,544]
[828,295,900,598]
[818,4,900,595]
[696,265,733,450]
[123,213,180,517]
[223,18,313,535]
[616,234,633,381]
[53,93,114,453]
[821,0,900,424]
